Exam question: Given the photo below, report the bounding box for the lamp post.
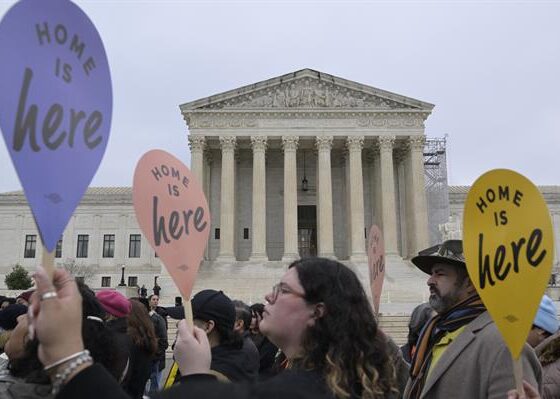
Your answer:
[118,265,126,286]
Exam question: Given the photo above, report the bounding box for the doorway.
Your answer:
[298,205,317,257]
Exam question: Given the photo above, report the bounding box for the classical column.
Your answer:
[347,136,367,262]
[378,135,398,256]
[188,136,206,184]
[281,136,299,262]
[217,136,236,262]
[250,136,268,261]
[407,135,429,256]
[316,136,335,258]
[394,148,408,258]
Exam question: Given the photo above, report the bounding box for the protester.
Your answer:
[31,258,398,398]
[249,302,278,376]
[147,294,168,394]
[527,295,559,348]
[233,299,260,381]
[96,289,133,384]
[125,299,158,399]
[400,303,435,364]
[403,239,542,399]
[0,303,27,353]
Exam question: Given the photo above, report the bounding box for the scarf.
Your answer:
[407,294,485,398]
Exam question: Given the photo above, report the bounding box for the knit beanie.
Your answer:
[534,295,559,334]
[96,290,131,318]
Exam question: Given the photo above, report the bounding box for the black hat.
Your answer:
[192,289,235,332]
[0,304,28,331]
[411,239,465,275]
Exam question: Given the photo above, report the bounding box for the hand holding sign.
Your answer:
[0,0,112,267]
[463,169,554,390]
[367,225,385,314]
[133,150,210,317]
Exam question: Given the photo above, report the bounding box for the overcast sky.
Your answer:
[1,0,559,193]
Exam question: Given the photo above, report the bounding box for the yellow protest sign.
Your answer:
[463,169,554,359]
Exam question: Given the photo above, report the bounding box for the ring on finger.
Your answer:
[40,291,58,301]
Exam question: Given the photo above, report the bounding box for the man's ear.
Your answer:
[312,303,326,320]
[205,319,216,334]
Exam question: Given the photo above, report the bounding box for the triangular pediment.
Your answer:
[180,69,434,112]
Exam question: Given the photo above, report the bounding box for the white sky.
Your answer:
[1,0,559,193]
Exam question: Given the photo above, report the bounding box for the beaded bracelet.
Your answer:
[44,350,89,371]
[51,350,93,396]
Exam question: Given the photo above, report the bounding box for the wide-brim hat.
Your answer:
[411,239,466,275]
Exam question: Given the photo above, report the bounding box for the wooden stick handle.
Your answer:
[183,299,193,331]
[41,245,55,280]
[512,354,524,397]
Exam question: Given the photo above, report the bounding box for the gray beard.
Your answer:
[429,292,460,314]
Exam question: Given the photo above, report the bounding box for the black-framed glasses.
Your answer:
[269,283,306,304]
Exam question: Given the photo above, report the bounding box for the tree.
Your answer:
[59,258,97,282]
[5,264,33,290]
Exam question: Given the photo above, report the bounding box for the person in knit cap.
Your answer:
[96,290,132,385]
[527,295,559,348]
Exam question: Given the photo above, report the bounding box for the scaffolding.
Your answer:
[424,137,450,245]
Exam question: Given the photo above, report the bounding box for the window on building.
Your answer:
[75,276,85,284]
[101,276,111,287]
[129,234,141,258]
[76,235,89,258]
[243,228,249,240]
[128,276,138,287]
[24,235,37,258]
[55,239,63,258]
[215,228,220,240]
[102,234,115,258]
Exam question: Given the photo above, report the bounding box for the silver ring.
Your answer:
[40,291,58,301]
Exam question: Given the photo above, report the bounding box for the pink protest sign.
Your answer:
[133,150,210,299]
[367,225,385,314]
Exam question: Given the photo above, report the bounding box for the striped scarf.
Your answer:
[407,294,485,398]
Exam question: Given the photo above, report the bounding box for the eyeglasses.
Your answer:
[269,283,306,304]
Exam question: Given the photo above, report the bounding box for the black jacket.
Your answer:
[60,364,335,399]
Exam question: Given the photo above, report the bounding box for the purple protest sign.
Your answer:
[0,0,112,251]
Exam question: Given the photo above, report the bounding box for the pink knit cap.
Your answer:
[96,290,131,318]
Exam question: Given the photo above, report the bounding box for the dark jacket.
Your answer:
[211,343,258,382]
[106,317,132,384]
[150,311,168,371]
[536,331,560,399]
[60,364,335,399]
[123,343,154,399]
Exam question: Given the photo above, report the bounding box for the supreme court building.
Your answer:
[181,69,433,265]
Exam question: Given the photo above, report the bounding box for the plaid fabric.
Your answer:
[407,294,486,399]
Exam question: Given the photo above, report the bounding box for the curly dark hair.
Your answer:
[289,258,397,399]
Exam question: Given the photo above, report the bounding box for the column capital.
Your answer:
[282,135,299,152]
[250,136,268,152]
[378,135,396,151]
[408,135,426,151]
[188,136,206,153]
[346,135,365,152]
[219,136,237,152]
[315,135,334,152]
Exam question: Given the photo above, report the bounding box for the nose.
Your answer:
[264,290,273,304]
[427,274,435,286]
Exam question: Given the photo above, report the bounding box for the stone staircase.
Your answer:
[164,313,411,354]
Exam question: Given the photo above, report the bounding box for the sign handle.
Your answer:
[512,354,524,397]
[41,245,55,280]
[183,299,194,331]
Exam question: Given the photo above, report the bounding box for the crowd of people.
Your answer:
[0,240,556,398]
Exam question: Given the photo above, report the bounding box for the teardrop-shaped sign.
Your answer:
[367,224,385,314]
[0,0,112,251]
[133,150,210,299]
[463,169,554,359]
